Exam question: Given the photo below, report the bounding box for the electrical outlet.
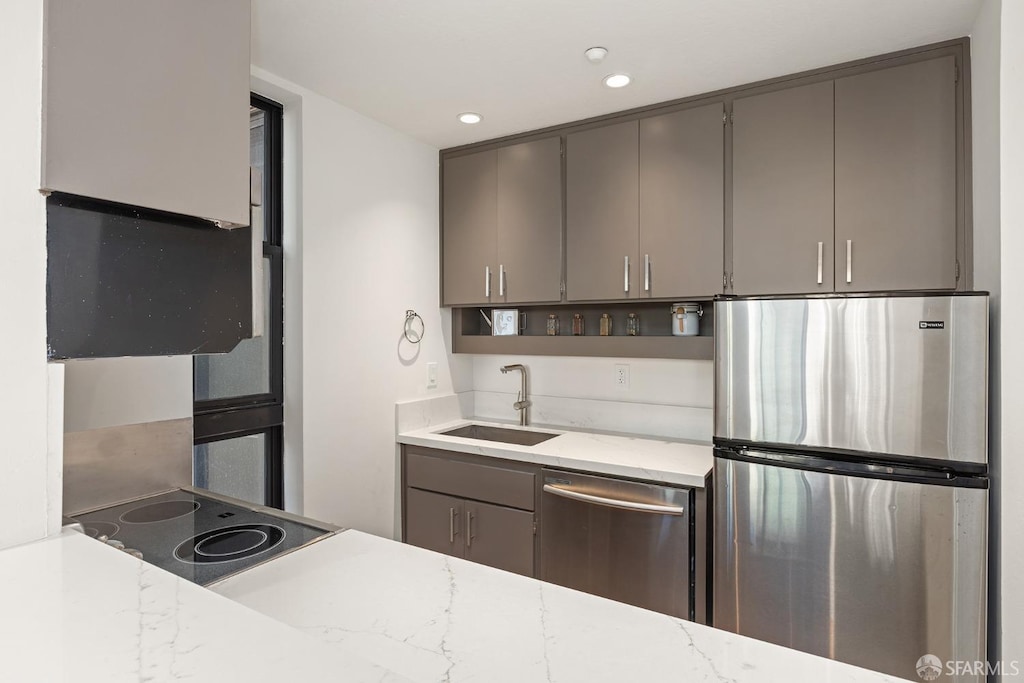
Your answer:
[614,363,630,390]
[427,362,438,389]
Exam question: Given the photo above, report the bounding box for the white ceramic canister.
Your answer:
[671,303,702,337]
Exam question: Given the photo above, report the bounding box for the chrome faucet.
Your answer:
[500,364,530,426]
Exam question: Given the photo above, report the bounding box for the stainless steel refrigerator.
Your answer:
[713,294,988,682]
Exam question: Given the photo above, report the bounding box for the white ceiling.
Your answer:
[252,0,982,149]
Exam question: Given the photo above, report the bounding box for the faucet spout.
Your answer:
[499,364,530,426]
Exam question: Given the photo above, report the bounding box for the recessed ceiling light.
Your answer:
[457,112,482,124]
[603,73,631,89]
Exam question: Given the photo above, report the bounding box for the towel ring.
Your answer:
[404,310,425,344]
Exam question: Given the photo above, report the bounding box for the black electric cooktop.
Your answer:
[71,489,335,586]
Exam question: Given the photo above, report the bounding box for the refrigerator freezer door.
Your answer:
[713,455,987,682]
[715,294,988,464]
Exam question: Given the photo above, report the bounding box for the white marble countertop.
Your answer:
[397,418,713,488]
[0,529,407,682]
[213,530,911,683]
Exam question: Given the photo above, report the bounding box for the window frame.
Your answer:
[193,93,285,508]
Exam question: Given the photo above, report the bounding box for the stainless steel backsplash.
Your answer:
[63,417,193,515]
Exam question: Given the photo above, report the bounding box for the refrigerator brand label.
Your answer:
[919,321,945,330]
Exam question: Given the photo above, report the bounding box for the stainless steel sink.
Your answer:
[440,424,560,446]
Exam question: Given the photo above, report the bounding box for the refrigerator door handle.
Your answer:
[720,447,977,487]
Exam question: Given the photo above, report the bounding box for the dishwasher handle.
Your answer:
[542,484,685,516]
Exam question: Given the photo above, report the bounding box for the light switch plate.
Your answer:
[427,362,438,389]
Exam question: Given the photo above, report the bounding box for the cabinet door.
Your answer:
[566,121,640,301]
[835,57,957,292]
[442,150,498,306]
[42,0,250,226]
[640,103,725,299]
[405,488,464,559]
[496,138,563,304]
[732,82,835,295]
[465,501,535,577]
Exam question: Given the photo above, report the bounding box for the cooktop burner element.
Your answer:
[120,499,200,524]
[175,524,285,564]
[70,490,335,586]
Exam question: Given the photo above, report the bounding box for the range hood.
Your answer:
[46,192,254,359]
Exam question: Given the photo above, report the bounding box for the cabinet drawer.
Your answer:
[405,451,535,511]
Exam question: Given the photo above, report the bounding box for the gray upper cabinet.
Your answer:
[567,121,641,301]
[496,139,563,304]
[442,138,561,306]
[834,56,958,292]
[443,150,499,306]
[732,81,836,296]
[640,104,725,299]
[41,0,250,226]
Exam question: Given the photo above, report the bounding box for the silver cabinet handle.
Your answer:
[846,239,853,284]
[543,484,685,516]
[449,507,456,544]
[624,256,630,293]
[499,264,505,297]
[816,241,823,285]
[466,510,474,547]
[485,266,491,298]
[644,254,651,292]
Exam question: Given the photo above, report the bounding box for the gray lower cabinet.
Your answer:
[639,103,726,300]
[402,448,538,577]
[835,56,958,292]
[732,81,836,296]
[566,121,641,301]
[442,138,562,307]
[405,488,464,557]
[464,500,535,577]
[42,0,250,226]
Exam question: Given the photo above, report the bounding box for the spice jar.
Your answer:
[626,312,640,336]
[546,314,560,336]
[599,313,613,336]
[572,313,585,336]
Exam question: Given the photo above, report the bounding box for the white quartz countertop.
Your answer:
[213,530,912,683]
[397,418,713,488]
[0,529,407,682]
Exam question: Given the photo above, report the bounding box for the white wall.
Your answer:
[997,0,1024,666]
[0,2,55,550]
[251,68,470,538]
[62,357,193,432]
[471,356,713,442]
[970,0,1003,668]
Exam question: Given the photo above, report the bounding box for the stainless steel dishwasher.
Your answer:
[540,468,702,622]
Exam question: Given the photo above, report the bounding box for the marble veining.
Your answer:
[398,418,713,488]
[214,531,913,683]
[0,529,409,682]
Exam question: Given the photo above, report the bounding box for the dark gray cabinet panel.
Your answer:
[640,104,725,299]
[443,150,498,306]
[405,451,535,511]
[405,488,463,558]
[835,56,957,292]
[465,501,535,577]
[731,81,835,296]
[496,138,563,304]
[566,121,640,301]
[42,0,250,226]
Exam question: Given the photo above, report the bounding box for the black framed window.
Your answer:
[193,94,284,508]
